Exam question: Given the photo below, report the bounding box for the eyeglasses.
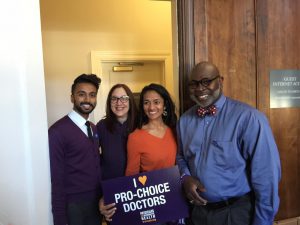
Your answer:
[110,95,130,104]
[188,75,220,89]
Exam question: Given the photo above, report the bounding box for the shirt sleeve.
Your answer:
[125,132,142,176]
[241,113,281,225]
[176,121,191,176]
[48,128,68,225]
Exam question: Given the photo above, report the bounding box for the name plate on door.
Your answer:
[270,70,300,108]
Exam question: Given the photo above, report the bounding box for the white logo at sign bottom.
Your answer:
[140,209,156,223]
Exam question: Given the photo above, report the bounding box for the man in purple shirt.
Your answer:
[48,74,102,225]
[177,62,281,225]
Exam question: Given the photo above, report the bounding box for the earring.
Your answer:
[163,107,168,117]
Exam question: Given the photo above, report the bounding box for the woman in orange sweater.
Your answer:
[125,83,177,176]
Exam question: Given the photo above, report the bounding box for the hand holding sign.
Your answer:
[99,197,116,222]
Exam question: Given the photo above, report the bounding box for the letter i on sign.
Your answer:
[133,178,137,188]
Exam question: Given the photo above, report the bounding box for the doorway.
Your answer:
[102,60,164,106]
[91,51,174,122]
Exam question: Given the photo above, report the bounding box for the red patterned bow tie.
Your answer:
[197,105,217,117]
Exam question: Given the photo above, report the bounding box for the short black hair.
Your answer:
[71,74,101,94]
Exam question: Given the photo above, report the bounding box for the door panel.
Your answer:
[103,62,164,93]
[256,0,300,219]
[194,0,256,107]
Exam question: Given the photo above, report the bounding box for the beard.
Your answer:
[190,88,222,108]
[190,95,202,105]
[73,102,96,115]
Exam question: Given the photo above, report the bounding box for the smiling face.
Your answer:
[110,87,130,122]
[71,82,97,119]
[142,90,165,122]
[189,62,223,108]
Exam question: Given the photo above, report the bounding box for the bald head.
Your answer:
[190,61,220,80]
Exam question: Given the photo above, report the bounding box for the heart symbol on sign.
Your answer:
[138,176,147,186]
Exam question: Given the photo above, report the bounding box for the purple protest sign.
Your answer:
[101,166,189,225]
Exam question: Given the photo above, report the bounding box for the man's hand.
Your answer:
[99,197,116,221]
[182,175,207,206]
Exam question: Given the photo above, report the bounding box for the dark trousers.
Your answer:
[67,200,102,225]
[186,194,254,225]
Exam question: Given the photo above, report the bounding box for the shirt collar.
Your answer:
[68,110,89,128]
[214,94,226,110]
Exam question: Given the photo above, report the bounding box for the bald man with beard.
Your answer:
[176,62,281,225]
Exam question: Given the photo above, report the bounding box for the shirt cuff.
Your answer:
[180,173,190,184]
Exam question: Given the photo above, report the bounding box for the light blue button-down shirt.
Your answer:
[176,94,281,225]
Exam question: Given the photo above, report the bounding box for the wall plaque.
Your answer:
[270,70,300,108]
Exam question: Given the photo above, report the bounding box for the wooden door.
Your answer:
[177,0,300,220]
[256,0,300,219]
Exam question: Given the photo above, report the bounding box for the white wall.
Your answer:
[0,0,51,225]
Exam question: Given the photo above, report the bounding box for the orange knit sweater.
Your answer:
[125,127,177,176]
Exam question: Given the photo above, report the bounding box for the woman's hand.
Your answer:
[99,197,117,221]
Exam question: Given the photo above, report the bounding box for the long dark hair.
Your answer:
[105,84,137,134]
[137,83,177,137]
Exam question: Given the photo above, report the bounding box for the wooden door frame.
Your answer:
[177,0,195,114]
